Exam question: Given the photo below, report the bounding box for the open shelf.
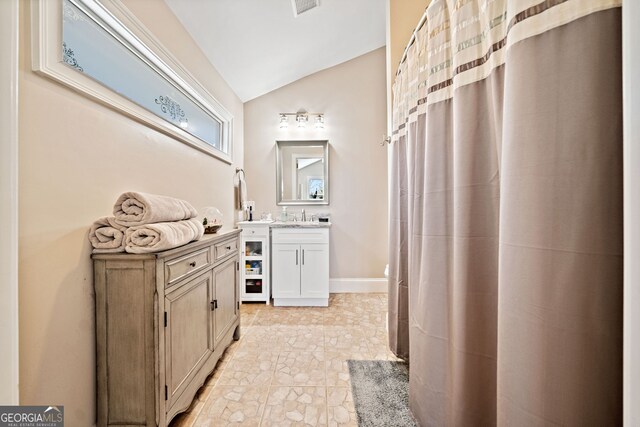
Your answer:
[245,260,263,276]
[245,279,263,294]
[244,241,263,257]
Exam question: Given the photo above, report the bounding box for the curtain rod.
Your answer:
[395,7,429,77]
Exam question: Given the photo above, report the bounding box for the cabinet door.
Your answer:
[165,270,213,409]
[242,237,267,300]
[300,244,329,298]
[272,243,301,298]
[213,256,239,348]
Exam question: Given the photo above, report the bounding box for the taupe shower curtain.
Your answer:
[388,0,623,425]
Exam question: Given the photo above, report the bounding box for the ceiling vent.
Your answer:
[291,0,319,17]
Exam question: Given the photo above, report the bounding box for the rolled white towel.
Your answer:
[113,191,198,227]
[124,218,204,254]
[89,217,128,253]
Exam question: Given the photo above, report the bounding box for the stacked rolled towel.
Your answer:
[89,192,205,254]
[113,191,198,226]
[89,217,128,253]
[125,218,204,254]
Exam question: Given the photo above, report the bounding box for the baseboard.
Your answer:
[273,298,329,307]
[329,278,388,293]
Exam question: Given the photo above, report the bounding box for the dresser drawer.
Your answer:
[214,238,238,261]
[242,227,268,238]
[165,248,210,286]
[271,228,329,244]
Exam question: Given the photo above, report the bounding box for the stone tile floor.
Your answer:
[170,293,399,427]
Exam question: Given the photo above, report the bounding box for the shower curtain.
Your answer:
[388,0,623,425]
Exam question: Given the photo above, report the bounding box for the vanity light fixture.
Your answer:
[278,111,324,130]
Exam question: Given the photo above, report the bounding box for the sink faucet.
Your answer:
[301,209,306,222]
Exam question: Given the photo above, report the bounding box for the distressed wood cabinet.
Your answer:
[92,230,241,426]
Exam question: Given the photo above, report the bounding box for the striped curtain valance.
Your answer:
[391,0,621,140]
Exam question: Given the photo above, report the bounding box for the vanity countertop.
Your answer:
[270,221,332,228]
[237,220,274,225]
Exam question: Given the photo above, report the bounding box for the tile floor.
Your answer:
[170,293,400,427]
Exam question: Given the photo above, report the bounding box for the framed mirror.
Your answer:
[276,140,329,206]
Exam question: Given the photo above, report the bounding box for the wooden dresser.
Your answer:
[92,230,241,426]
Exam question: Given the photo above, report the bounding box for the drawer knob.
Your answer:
[189,261,197,267]
[226,246,231,250]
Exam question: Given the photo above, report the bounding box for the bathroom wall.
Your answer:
[244,47,388,279]
[18,1,243,425]
[387,0,431,78]
[0,0,19,405]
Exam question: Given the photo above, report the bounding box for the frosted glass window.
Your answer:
[62,0,228,154]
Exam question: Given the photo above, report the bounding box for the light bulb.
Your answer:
[279,114,288,129]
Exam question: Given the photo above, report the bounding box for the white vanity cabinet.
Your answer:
[238,221,272,303]
[271,227,329,306]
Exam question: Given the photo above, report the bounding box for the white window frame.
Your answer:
[31,0,234,163]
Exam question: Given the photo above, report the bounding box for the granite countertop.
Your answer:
[270,221,331,228]
[237,220,274,225]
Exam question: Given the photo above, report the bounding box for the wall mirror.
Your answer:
[276,140,329,206]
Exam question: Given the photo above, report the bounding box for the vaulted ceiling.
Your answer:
[165,0,386,102]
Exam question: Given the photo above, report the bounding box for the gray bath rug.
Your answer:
[347,360,417,427]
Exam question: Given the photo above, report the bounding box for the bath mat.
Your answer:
[347,360,416,427]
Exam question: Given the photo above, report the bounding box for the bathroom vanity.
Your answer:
[237,220,331,306]
[270,139,331,306]
[271,222,330,306]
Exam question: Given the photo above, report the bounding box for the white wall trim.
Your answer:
[329,278,388,293]
[623,0,639,424]
[0,0,20,405]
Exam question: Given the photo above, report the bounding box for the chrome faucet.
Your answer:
[301,209,306,222]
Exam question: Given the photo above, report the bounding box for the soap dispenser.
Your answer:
[280,206,288,222]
